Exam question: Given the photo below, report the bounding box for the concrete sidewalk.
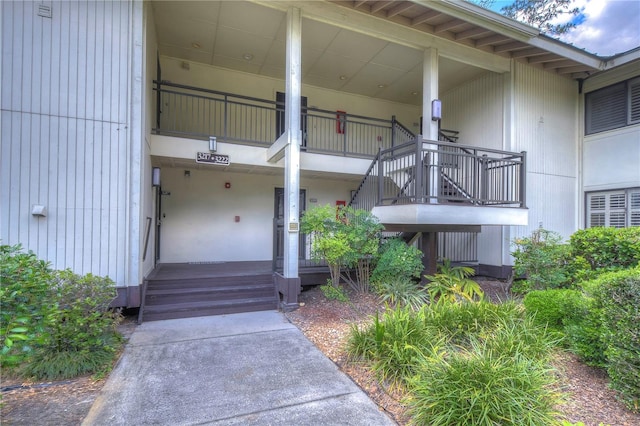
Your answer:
[83,311,395,425]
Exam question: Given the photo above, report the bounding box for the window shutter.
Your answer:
[631,191,640,227]
[586,82,627,134]
[629,78,640,124]
[590,213,605,227]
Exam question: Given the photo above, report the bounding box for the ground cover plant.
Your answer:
[348,300,563,425]
[1,244,123,380]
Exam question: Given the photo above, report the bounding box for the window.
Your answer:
[585,77,640,135]
[587,189,640,228]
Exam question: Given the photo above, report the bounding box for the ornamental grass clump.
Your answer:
[407,342,562,426]
[348,301,563,424]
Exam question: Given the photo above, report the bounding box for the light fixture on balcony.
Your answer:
[242,53,254,61]
[339,75,347,80]
[191,42,201,49]
[412,91,419,95]
[377,84,386,88]
[152,167,161,187]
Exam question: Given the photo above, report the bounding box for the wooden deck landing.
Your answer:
[147,261,274,280]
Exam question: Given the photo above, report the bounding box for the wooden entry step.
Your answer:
[141,263,278,322]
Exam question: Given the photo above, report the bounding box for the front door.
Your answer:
[274,188,306,266]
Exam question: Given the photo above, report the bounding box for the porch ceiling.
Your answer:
[150,155,365,182]
[152,1,601,106]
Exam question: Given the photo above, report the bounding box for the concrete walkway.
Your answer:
[83,311,395,425]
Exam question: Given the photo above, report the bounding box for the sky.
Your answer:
[483,0,640,56]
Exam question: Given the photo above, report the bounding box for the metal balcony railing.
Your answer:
[349,137,526,210]
[153,81,415,159]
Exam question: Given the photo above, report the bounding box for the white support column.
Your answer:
[283,7,302,280]
[422,47,439,202]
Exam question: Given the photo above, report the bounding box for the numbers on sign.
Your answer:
[196,152,230,165]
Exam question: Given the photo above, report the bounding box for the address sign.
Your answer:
[196,152,230,166]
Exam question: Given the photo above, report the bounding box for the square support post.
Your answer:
[281,7,303,309]
[422,48,439,203]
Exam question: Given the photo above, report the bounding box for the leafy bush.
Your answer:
[301,205,383,292]
[320,283,349,302]
[0,244,56,368]
[424,259,483,303]
[570,227,640,271]
[511,229,570,291]
[523,289,583,334]
[22,270,122,380]
[371,238,423,286]
[592,267,640,412]
[375,279,429,310]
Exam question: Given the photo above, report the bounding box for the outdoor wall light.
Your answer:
[152,167,161,187]
[431,99,442,121]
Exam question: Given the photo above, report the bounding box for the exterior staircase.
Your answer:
[140,263,279,322]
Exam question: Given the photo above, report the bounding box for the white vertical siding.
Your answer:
[441,71,507,266]
[440,63,579,266]
[0,1,137,287]
[441,71,504,150]
[141,1,158,277]
[511,62,579,241]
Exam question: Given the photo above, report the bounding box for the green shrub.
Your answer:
[22,270,122,380]
[0,244,56,368]
[371,238,423,286]
[374,279,429,310]
[570,227,640,271]
[407,347,562,426]
[301,205,383,292]
[523,289,583,333]
[320,283,349,302]
[593,267,640,412]
[511,229,570,291]
[562,293,606,367]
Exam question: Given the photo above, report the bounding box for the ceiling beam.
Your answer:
[543,59,580,69]
[434,19,466,34]
[354,1,368,8]
[527,53,564,64]
[411,9,441,26]
[510,47,547,58]
[557,65,598,75]
[370,1,393,14]
[475,34,510,47]
[387,2,414,18]
[455,26,491,41]
[493,41,528,53]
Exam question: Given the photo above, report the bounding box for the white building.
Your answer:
[2,1,638,317]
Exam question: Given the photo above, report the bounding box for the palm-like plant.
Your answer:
[424,259,484,303]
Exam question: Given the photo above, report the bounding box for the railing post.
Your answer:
[391,115,396,148]
[415,138,424,203]
[520,151,527,208]
[155,80,161,131]
[481,154,488,205]
[343,114,348,156]
[377,148,384,206]
[223,94,228,142]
